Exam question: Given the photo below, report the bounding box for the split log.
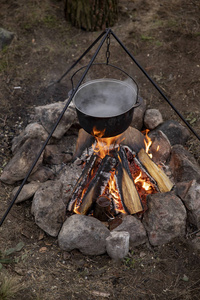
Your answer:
[72,128,95,161]
[93,196,111,221]
[138,148,174,193]
[76,155,117,215]
[115,147,143,214]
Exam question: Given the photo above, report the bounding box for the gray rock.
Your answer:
[176,180,200,229]
[153,120,190,146]
[149,130,171,164]
[0,138,44,184]
[27,166,55,183]
[143,191,186,246]
[43,135,77,165]
[0,28,14,50]
[169,144,200,183]
[12,182,41,203]
[144,109,163,130]
[31,181,65,237]
[130,97,146,130]
[113,215,147,247]
[190,237,200,252]
[57,162,83,206]
[12,123,48,154]
[35,100,78,139]
[106,231,130,260]
[58,214,110,255]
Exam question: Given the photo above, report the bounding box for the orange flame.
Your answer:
[92,127,122,160]
[108,173,126,214]
[134,172,152,191]
[144,129,152,158]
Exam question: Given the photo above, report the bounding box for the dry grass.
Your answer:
[0,274,21,300]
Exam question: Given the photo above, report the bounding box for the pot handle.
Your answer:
[70,63,138,92]
[133,96,143,108]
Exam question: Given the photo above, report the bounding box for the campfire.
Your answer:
[67,127,173,224]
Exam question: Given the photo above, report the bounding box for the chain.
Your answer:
[106,33,111,65]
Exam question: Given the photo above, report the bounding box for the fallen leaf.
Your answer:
[39,247,47,253]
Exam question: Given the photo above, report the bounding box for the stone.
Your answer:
[169,145,200,183]
[130,97,146,130]
[58,214,110,255]
[144,109,163,130]
[176,180,200,229]
[12,182,41,203]
[57,162,83,206]
[27,166,55,183]
[142,191,187,246]
[0,28,14,50]
[11,123,48,154]
[153,120,190,146]
[43,135,77,165]
[149,130,171,164]
[113,215,147,247]
[31,181,65,237]
[190,237,200,252]
[0,138,44,184]
[35,100,78,139]
[106,231,130,260]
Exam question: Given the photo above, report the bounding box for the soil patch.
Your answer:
[0,0,200,299]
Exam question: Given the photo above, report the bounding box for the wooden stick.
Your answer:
[138,148,174,193]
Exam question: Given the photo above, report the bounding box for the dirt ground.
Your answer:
[0,0,200,299]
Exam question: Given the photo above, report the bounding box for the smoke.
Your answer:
[74,78,138,118]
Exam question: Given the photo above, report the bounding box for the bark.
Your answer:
[65,0,118,31]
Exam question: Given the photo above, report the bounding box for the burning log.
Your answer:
[93,196,111,221]
[73,155,117,215]
[68,153,98,211]
[138,148,174,193]
[115,147,143,214]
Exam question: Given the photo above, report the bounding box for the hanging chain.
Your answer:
[106,32,111,65]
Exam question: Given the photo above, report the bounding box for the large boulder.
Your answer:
[35,100,78,139]
[143,191,187,246]
[31,181,65,237]
[0,138,44,184]
[58,214,110,255]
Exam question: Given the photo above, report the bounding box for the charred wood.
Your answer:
[68,153,99,211]
[76,155,117,215]
[93,196,112,221]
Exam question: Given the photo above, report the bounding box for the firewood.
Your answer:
[93,196,111,221]
[116,147,143,214]
[72,128,95,160]
[77,155,117,215]
[138,148,174,193]
[68,153,98,211]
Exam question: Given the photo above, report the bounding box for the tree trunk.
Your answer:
[65,0,118,31]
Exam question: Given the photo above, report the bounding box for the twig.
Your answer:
[0,115,7,126]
